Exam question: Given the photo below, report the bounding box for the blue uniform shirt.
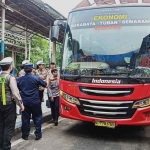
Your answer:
[17,73,47,103]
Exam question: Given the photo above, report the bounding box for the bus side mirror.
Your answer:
[50,26,59,42]
[50,20,67,42]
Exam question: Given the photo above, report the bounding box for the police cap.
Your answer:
[50,62,55,65]
[37,61,44,65]
[22,60,30,65]
[0,57,13,65]
[24,63,33,69]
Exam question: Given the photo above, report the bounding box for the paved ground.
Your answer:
[12,118,150,150]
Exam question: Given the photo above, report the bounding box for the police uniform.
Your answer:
[17,64,47,140]
[0,57,23,150]
[18,60,30,77]
[36,61,47,102]
[48,78,59,126]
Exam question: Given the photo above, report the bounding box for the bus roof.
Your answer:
[70,3,150,14]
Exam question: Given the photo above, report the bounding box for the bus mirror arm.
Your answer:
[54,20,67,28]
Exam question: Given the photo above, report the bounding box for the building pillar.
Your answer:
[12,49,15,67]
[138,0,142,3]
[25,29,28,59]
[52,41,56,63]
[14,51,16,67]
[29,40,31,61]
[1,0,5,59]
[49,40,52,63]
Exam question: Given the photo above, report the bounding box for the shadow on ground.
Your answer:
[63,121,150,144]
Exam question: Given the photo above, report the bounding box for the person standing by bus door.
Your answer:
[36,61,47,102]
[48,62,56,78]
[0,57,24,150]
[47,69,59,126]
[17,64,47,140]
[46,62,56,119]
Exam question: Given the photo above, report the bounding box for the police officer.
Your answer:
[0,57,24,150]
[36,61,47,102]
[18,60,30,77]
[48,62,56,78]
[17,63,47,140]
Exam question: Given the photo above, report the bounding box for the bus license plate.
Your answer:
[95,120,116,128]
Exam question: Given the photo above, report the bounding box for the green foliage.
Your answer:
[5,51,11,57]
[56,44,62,67]
[16,53,24,74]
[31,36,62,68]
[4,35,62,75]
[31,36,49,67]
[5,51,24,75]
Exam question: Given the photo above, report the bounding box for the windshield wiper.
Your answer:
[72,75,81,81]
[61,74,81,82]
[127,76,145,84]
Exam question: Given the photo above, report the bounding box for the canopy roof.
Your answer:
[0,0,66,43]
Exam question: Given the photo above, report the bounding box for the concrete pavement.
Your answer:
[12,118,150,150]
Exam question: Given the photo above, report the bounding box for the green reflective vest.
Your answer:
[0,74,8,105]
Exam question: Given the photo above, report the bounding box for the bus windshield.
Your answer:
[62,6,150,77]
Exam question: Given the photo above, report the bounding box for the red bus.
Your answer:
[51,4,150,128]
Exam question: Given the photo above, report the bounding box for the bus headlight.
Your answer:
[133,99,150,108]
[60,90,80,105]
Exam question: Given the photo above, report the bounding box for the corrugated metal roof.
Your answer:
[0,0,66,43]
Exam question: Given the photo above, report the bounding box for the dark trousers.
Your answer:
[50,96,59,121]
[21,102,42,138]
[0,101,16,150]
[39,90,44,102]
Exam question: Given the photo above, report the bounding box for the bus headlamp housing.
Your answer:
[60,90,80,105]
[133,98,150,108]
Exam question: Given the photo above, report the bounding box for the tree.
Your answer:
[56,43,62,67]
[31,36,49,67]
[4,35,62,75]
[31,36,62,68]
[5,50,24,75]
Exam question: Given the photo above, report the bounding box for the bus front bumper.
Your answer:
[60,98,150,126]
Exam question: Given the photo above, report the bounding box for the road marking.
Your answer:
[12,118,66,147]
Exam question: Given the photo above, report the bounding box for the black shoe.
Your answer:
[22,137,29,140]
[35,136,42,140]
[54,120,58,126]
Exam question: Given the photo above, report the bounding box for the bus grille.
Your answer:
[78,99,136,119]
[79,87,134,97]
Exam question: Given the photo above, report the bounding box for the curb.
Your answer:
[14,112,52,135]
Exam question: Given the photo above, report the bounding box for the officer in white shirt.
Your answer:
[0,57,24,150]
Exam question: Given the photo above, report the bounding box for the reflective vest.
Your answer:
[0,74,9,105]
